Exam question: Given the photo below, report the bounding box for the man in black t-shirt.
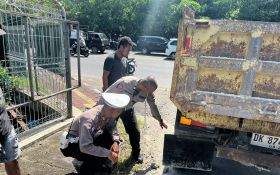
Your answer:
[102,36,133,91]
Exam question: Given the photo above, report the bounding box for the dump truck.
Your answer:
[163,7,280,171]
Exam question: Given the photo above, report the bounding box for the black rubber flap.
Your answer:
[163,134,215,171]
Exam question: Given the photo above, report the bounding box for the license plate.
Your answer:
[250,133,280,151]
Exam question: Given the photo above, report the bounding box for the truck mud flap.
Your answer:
[163,134,215,171]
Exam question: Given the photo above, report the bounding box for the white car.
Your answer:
[165,38,177,59]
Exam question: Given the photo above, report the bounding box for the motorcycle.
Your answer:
[126,58,136,75]
[70,38,89,57]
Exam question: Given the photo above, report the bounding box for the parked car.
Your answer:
[86,32,110,54]
[136,36,169,54]
[165,38,177,59]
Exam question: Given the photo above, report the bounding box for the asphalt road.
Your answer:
[70,50,280,175]
[70,50,174,89]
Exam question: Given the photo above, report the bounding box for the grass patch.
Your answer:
[17,77,49,94]
[112,114,144,174]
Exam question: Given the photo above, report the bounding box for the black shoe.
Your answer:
[132,154,144,164]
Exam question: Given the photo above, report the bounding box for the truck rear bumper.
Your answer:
[216,146,280,168]
[163,134,280,170]
[163,134,215,171]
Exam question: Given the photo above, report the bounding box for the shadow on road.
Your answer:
[90,52,108,55]
[136,165,156,174]
[112,156,136,174]
[163,57,175,61]
[70,55,89,58]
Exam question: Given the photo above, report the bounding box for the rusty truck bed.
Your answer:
[171,13,280,136]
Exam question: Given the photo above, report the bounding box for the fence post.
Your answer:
[64,22,72,118]
[24,16,34,100]
[76,23,81,87]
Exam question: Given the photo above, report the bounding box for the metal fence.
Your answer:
[0,1,80,134]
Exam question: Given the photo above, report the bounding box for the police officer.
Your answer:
[61,93,130,174]
[105,76,168,163]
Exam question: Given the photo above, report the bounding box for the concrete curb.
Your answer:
[19,106,82,150]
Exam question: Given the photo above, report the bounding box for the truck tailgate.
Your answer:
[171,17,280,136]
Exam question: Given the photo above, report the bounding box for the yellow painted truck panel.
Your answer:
[171,8,280,137]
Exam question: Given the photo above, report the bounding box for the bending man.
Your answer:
[105,76,168,163]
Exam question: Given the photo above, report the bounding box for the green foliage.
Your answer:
[238,0,280,22]
[0,65,19,103]
[112,116,144,174]
[18,0,280,40]
[196,0,239,19]
[16,0,56,8]
[197,0,280,22]
[62,0,200,40]
[141,0,200,38]
[0,64,48,104]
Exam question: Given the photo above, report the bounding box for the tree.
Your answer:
[62,0,149,40]
[21,0,280,40]
[196,0,240,19]
[238,0,280,22]
[62,0,200,40]
[196,0,280,22]
[131,0,200,39]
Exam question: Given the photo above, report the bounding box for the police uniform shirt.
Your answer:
[105,76,162,122]
[69,105,119,157]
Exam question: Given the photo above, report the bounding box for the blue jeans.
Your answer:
[0,128,20,163]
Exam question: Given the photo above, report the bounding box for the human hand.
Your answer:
[108,151,118,164]
[110,142,119,154]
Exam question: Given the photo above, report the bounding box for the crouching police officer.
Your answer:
[60,93,130,174]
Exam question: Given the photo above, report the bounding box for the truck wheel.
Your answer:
[92,47,98,54]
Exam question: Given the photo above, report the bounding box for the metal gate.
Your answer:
[0,1,81,134]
